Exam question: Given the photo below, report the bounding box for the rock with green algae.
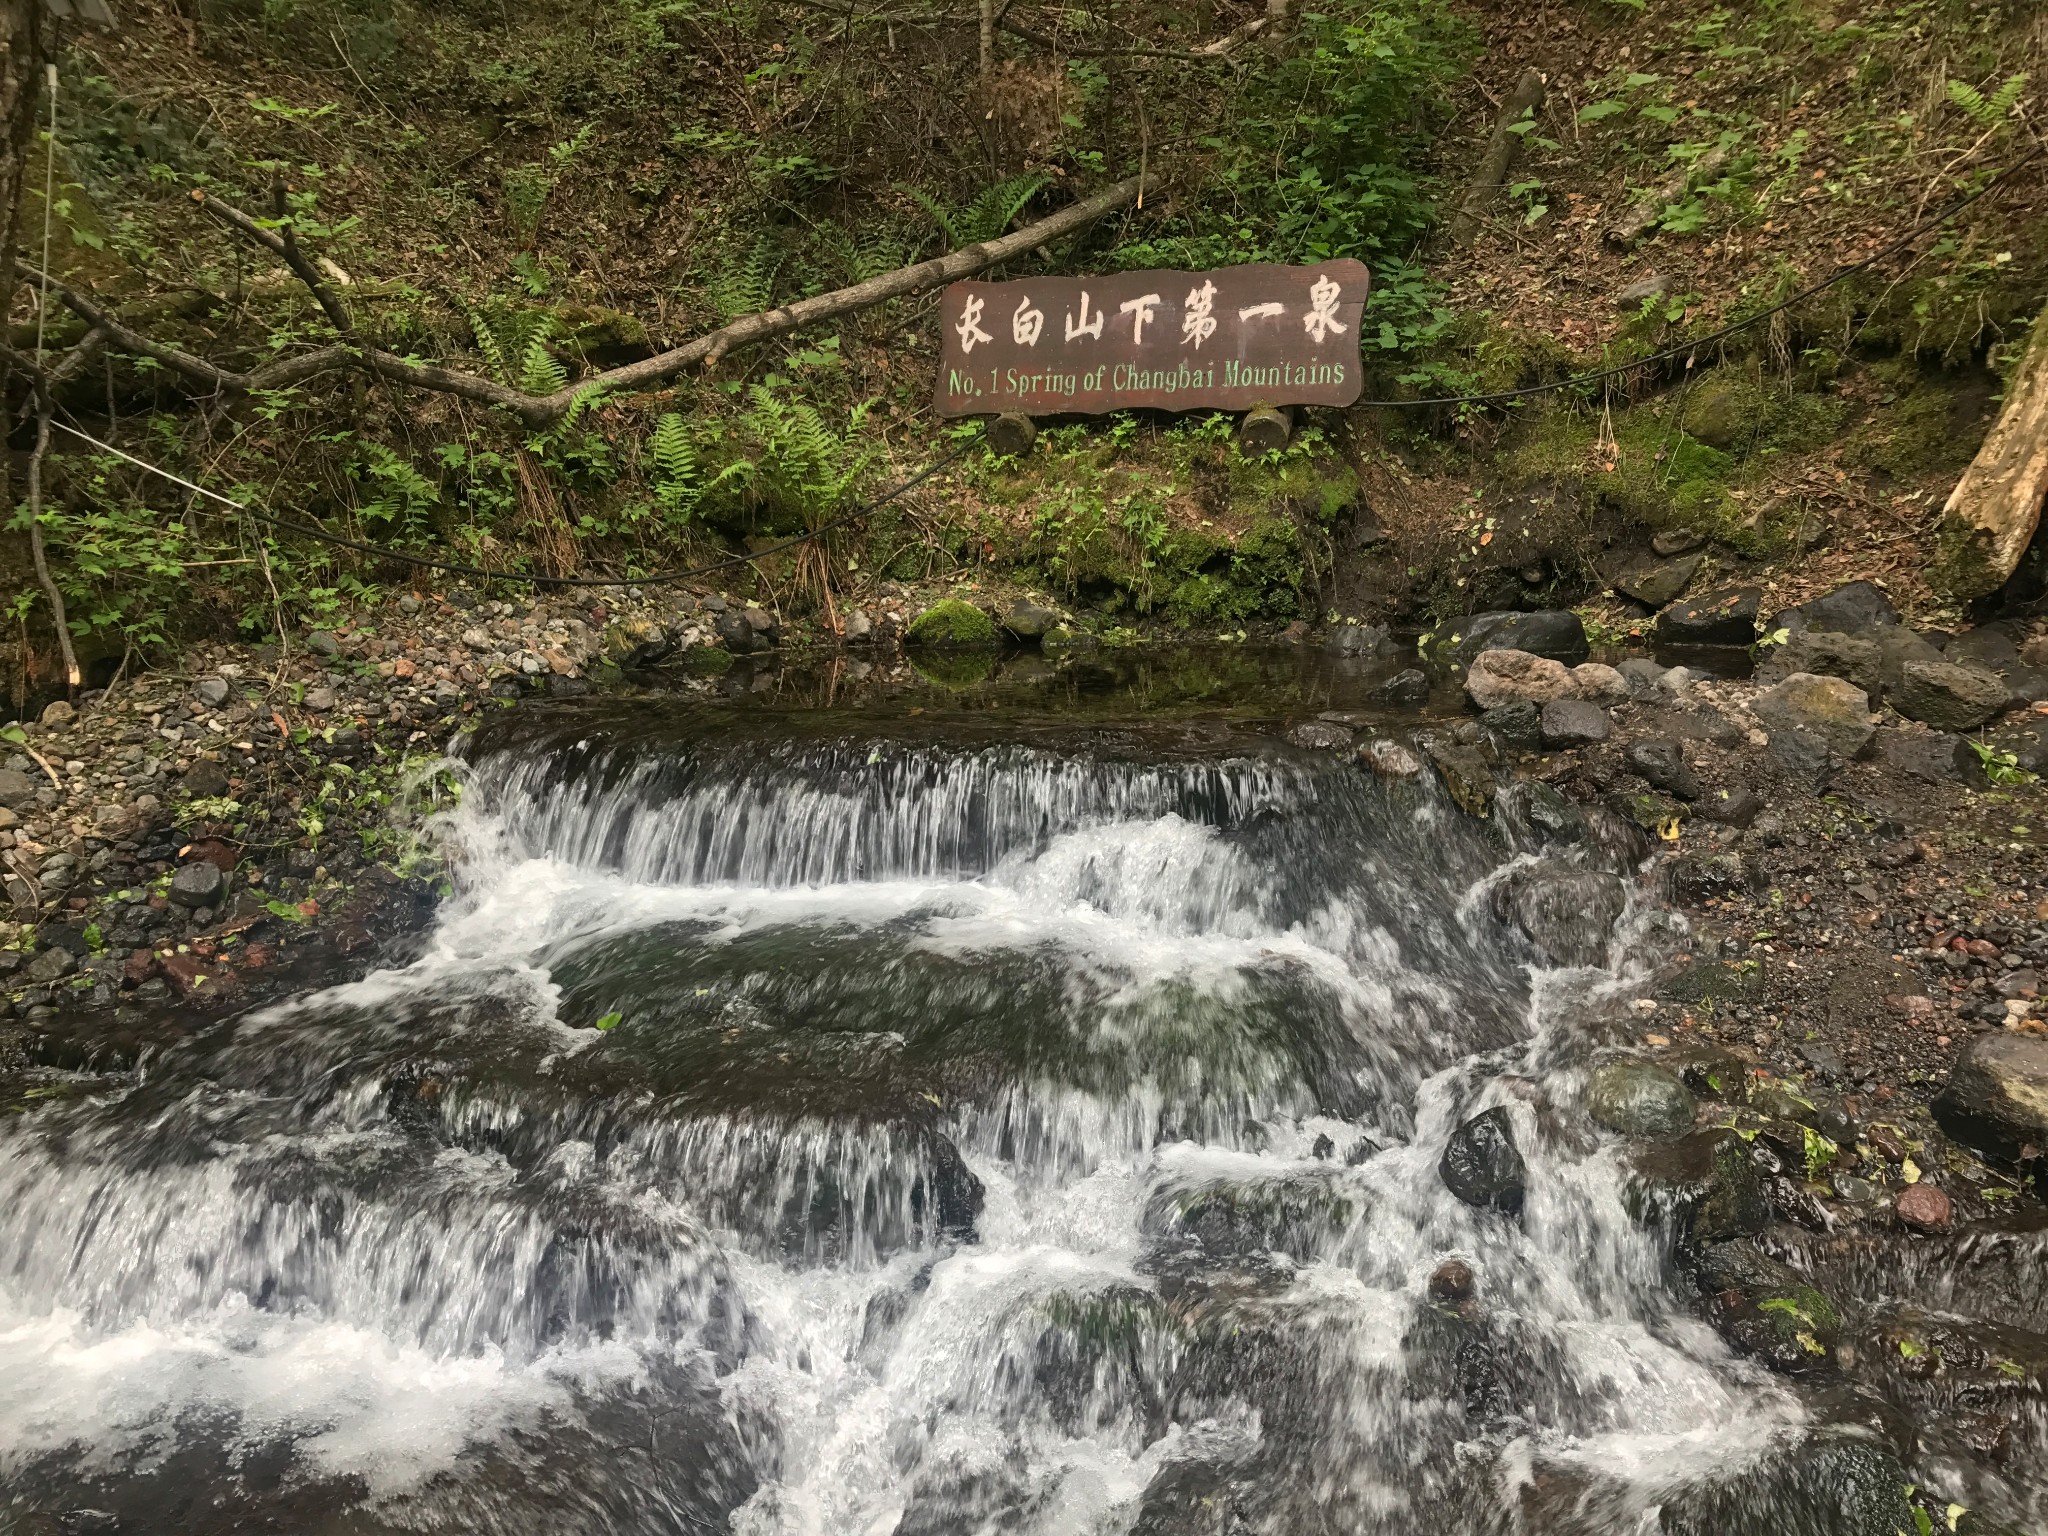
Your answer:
[904,599,999,650]
[1588,1059,1696,1139]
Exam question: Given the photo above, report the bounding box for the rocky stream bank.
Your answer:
[3,573,2047,1531]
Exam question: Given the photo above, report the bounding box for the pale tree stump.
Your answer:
[1939,296,2048,598]
[987,412,1037,457]
[1238,404,1292,456]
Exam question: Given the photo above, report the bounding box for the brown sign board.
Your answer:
[933,259,1370,417]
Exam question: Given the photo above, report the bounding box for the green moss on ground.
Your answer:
[904,599,998,649]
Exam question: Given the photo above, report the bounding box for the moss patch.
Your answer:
[904,599,998,649]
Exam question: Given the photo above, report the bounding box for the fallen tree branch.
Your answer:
[23,385,79,694]
[998,13,1266,57]
[36,172,1156,430]
[1447,69,1545,248]
[1604,146,1730,247]
[1938,294,2048,598]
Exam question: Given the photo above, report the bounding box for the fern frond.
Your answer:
[519,336,569,395]
[708,233,782,321]
[962,173,1046,244]
[1947,74,2025,127]
[905,186,964,249]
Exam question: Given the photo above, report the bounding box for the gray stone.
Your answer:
[305,686,338,711]
[1946,623,2022,671]
[1439,1106,1525,1215]
[397,594,422,616]
[1625,737,1701,799]
[182,760,232,798]
[1766,727,1837,790]
[1770,580,1900,636]
[168,861,227,909]
[306,630,341,658]
[1751,673,1874,760]
[24,946,77,984]
[1617,657,1669,700]
[1613,552,1702,608]
[1893,660,2010,731]
[1286,720,1352,751]
[1002,600,1060,639]
[195,676,230,707]
[0,768,35,810]
[714,609,758,654]
[1933,1031,2048,1164]
[1571,662,1630,704]
[1614,272,1672,306]
[1539,698,1610,748]
[1876,728,1974,784]
[1656,585,1761,648]
[1651,528,1703,556]
[1463,648,1575,710]
[1588,1059,1697,1139]
[1327,622,1396,658]
[842,609,873,642]
[1877,626,1945,690]
[1419,734,1495,818]
[1756,630,1883,693]
[1423,610,1589,669]
[41,700,75,727]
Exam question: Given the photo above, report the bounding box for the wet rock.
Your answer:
[1479,701,1542,752]
[1463,648,1574,709]
[1876,727,1976,784]
[603,613,671,667]
[1326,621,1396,657]
[1588,1059,1696,1139]
[1629,1129,1768,1244]
[1495,779,1588,847]
[1625,737,1701,799]
[1696,1239,1841,1374]
[1771,580,1901,636]
[1002,599,1060,639]
[1147,1173,1353,1263]
[1893,659,2010,731]
[1893,1182,1952,1234]
[24,946,77,984]
[181,759,232,798]
[1671,1044,1750,1102]
[1752,672,1876,761]
[1419,734,1495,818]
[1358,739,1422,778]
[1285,720,1351,752]
[1656,585,1761,648]
[168,861,226,909]
[1367,667,1430,707]
[1932,1031,2048,1164]
[1493,865,1626,967]
[1539,698,1609,748]
[1610,789,1687,838]
[1613,551,1703,608]
[1424,609,1590,669]
[1428,1258,1476,1306]
[1658,1434,1912,1536]
[1570,662,1630,703]
[1439,1106,1525,1215]
[1756,629,1884,694]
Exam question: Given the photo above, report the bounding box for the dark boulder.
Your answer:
[182,759,232,798]
[1418,733,1495,818]
[1656,585,1761,648]
[1893,660,2010,731]
[168,861,227,909]
[1696,1240,1842,1375]
[1612,551,1702,608]
[1657,1433,1914,1536]
[1539,698,1610,748]
[1756,629,1884,694]
[1422,609,1590,669]
[1624,737,1700,799]
[1751,673,1875,760]
[1439,1106,1526,1215]
[1327,622,1397,658]
[1875,728,1975,784]
[1479,701,1542,752]
[1494,780,1588,849]
[1368,667,1430,707]
[1770,580,1901,636]
[1627,1129,1767,1244]
[714,609,759,654]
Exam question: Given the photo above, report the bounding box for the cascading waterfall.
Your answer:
[0,704,1853,1534]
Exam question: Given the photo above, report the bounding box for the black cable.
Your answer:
[46,149,2042,590]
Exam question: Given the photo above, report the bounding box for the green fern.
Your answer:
[733,385,876,527]
[1946,73,2028,128]
[644,412,750,523]
[469,299,561,389]
[707,232,782,322]
[519,335,568,395]
[908,173,1046,249]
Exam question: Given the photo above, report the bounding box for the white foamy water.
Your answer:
[0,730,1822,1533]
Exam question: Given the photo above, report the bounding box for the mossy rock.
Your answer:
[909,650,997,689]
[904,599,999,650]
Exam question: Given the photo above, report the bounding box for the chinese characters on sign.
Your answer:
[934,260,1369,417]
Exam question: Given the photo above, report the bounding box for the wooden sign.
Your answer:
[934,259,1369,417]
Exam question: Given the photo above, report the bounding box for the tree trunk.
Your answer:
[0,1,48,496]
[1937,296,2048,599]
[1447,69,1545,249]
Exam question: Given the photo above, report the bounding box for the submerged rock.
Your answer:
[1696,1239,1841,1374]
[1492,865,1626,968]
[1658,1433,1914,1536]
[1494,779,1588,848]
[1358,739,1422,778]
[1627,1129,1767,1244]
[1587,1059,1696,1139]
[1439,1107,1526,1215]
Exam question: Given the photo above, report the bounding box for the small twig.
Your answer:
[25,389,81,695]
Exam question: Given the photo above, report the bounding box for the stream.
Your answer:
[0,651,2031,1534]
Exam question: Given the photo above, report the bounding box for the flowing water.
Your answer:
[0,655,2025,1533]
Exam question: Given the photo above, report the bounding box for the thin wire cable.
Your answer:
[34,148,2043,589]
[51,419,973,589]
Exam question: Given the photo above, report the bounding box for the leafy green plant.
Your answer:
[908,173,1046,248]
[1946,74,2029,131]
[1968,740,2037,787]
